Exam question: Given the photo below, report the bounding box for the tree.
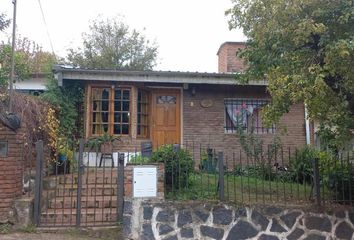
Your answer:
[0,36,57,87]
[67,17,158,70]
[227,0,354,147]
[0,13,10,32]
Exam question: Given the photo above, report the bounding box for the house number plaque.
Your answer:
[200,99,213,108]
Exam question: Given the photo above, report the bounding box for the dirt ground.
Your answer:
[0,227,123,240]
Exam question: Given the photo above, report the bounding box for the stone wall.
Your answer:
[124,200,354,240]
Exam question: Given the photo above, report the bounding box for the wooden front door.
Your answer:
[151,89,181,148]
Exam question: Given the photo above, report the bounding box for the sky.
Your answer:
[0,0,246,73]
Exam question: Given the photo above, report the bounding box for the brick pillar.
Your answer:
[0,124,25,222]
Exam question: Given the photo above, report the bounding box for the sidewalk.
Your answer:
[0,227,123,240]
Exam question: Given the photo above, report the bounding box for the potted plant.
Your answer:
[86,132,121,153]
[56,137,74,174]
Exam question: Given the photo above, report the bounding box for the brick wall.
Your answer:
[217,42,246,73]
[183,85,306,166]
[124,163,165,199]
[0,124,25,222]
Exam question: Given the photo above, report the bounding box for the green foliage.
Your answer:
[129,155,152,164]
[41,75,84,139]
[18,224,36,233]
[67,16,158,70]
[199,149,217,173]
[320,151,354,202]
[289,146,317,184]
[86,132,120,151]
[0,37,57,88]
[151,145,194,189]
[227,0,354,147]
[233,107,282,164]
[0,13,10,32]
[0,223,11,234]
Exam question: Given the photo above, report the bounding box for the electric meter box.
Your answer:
[133,166,157,198]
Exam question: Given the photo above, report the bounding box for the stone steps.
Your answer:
[44,184,118,197]
[40,208,118,226]
[47,196,118,209]
[39,169,120,227]
[55,170,118,185]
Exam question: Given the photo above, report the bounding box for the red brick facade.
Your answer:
[124,163,165,199]
[217,42,246,73]
[183,84,306,166]
[0,124,25,222]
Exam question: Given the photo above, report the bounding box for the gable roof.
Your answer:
[53,65,267,86]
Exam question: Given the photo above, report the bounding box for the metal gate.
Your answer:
[33,139,124,227]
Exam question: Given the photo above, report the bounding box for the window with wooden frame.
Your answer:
[90,87,131,136]
[137,89,149,138]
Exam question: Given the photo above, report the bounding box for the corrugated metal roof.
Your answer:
[53,65,267,86]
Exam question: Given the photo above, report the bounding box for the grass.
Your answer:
[18,224,37,233]
[166,171,317,206]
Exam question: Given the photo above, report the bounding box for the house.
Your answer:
[14,73,47,95]
[53,42,308,165]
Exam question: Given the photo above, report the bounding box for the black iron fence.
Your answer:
[33,139,124,227]
[158,142,354,207]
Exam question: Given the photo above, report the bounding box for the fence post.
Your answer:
[117,153,125,222]
[76,139,84,227]
[34,140,43,226]
[218,151,225,201]
[313,157,321,206]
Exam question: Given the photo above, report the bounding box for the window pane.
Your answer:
[123,101,129,111]
[137,90,149,137]
[157,95,176,104]
[114,113,121,123]
[114,101,122,111]
[115,90,121,100]
[93,112,109,123]
[92,124,109,134]
[122,113,129,123]
[93,101,99,111]
[123,90,130,100]
[92,88,109,100]
[101,100,109,111]
[113,124,121,134]
[122,124,129,134]
[102,89,109,99]
[101,112,109,122]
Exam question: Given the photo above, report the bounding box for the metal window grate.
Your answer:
[224,99,275,134]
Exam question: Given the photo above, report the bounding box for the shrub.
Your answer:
[151,145,194,190]
[129,155,151,164]
[320,151,354,202]
[289,146,317,184]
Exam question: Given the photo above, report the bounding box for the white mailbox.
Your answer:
[133,166,157,198]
